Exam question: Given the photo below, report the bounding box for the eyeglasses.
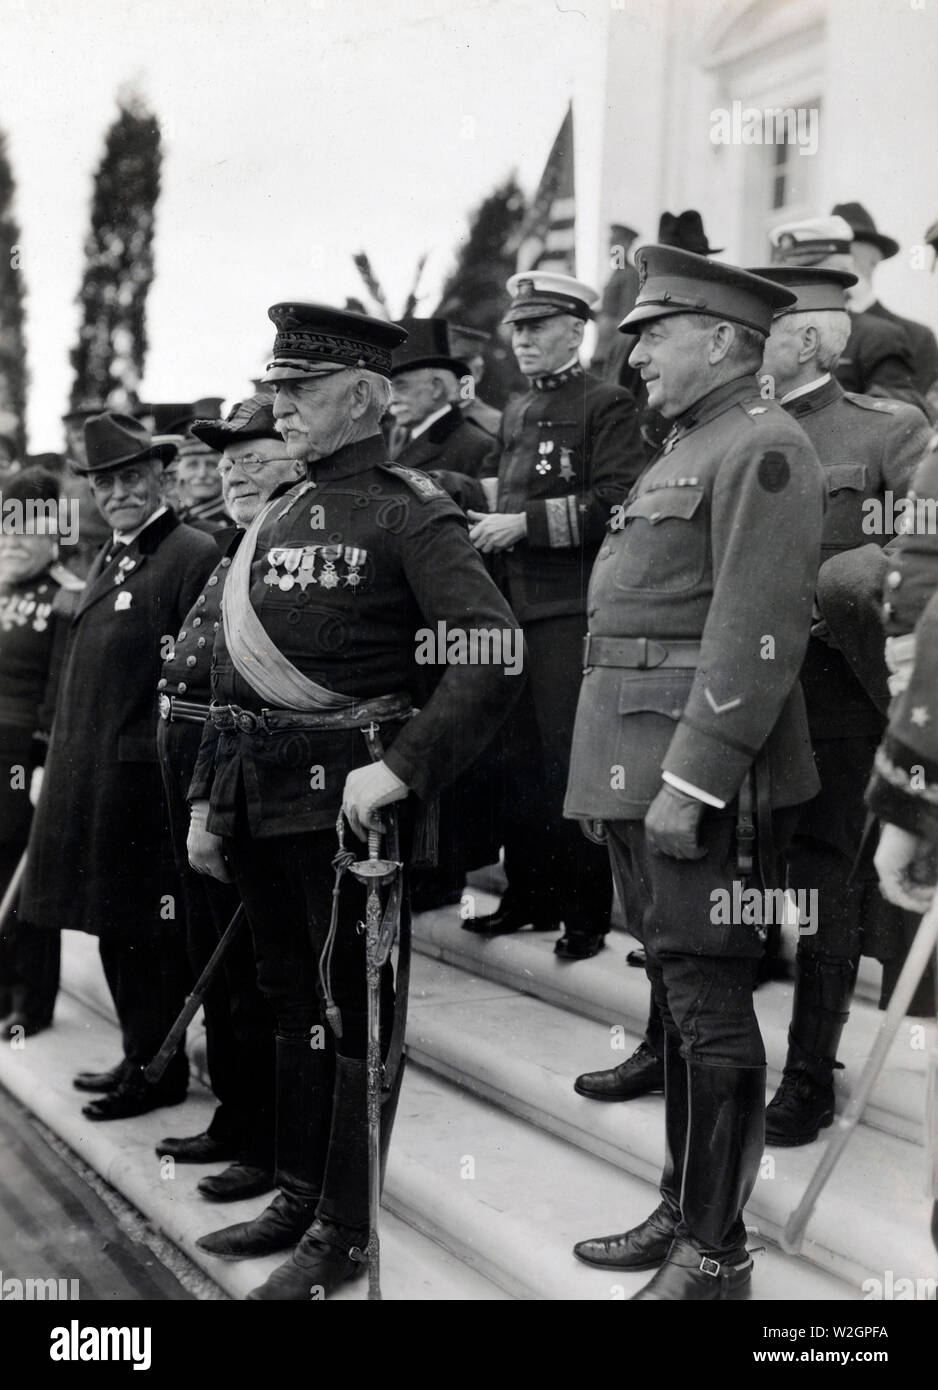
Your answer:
[88,467,151,493]
[217,454,296,478]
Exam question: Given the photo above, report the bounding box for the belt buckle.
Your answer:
[158,694,171,721]
[236,709,259,734]
[699,1256,721,1278]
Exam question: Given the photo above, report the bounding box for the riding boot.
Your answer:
[574,1031,686,1269]
[765,955,857,1147]
[197,1031,334,1258]
[632,1062,764,1300]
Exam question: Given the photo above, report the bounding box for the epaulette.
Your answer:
[843,392,901,414]
[378,463,448,502]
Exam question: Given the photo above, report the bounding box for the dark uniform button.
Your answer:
[192,617,202,627]
[178,682,187,693]
[220,557,232,568]
[197,637,207,648]
[178,630,187,641]
[213,620,220,630]
[196,596,206,607]
[157,678,167,690]
[186,655,197,667]
[208,576,219,586]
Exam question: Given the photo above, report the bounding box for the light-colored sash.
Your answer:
[222,483,355,711]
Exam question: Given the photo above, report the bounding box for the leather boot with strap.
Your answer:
[574,1032,686,1269]
[196,1031,334,1259]
[765,955,857,1147]
[632,1062,765,1300]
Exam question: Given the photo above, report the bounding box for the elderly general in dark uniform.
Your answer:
[565,248,826,1299]
[0,468,83,1037]
[187,304,522,1299]
[463,271,645,958]
[19,414,219,1118]
[752,265,931,1146]
[155,392,304,1202]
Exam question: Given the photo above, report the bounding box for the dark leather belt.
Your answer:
[210,690,412,735]
[158,695,211,724]
[582,635,702,673]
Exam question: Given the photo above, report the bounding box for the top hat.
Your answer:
[502,272,598,324]
[77,412,176,475]
[619,245,796,336]
[747,264,857,316]
[657,211,723,256]
[831,202,899,260]
[390,319,470,378]
[190,389,280,453]
[264,303,407,382]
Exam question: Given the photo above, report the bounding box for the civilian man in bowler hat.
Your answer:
[752,264,930,1146]
[463,271,644,959]
[19,413,219,1118]
[565,247,826,1298]
[187,303,521,1299]
[155,392,303,1202]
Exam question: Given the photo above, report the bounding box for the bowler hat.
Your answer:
[77,412,176,475]
[390,319,470,379]
[190,390,280,453]
[658,211,723,256]
[831,202,899,260]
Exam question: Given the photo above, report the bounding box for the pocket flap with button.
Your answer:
[617,671,694,719]
[623,487,704,524]
[826,464,868,495]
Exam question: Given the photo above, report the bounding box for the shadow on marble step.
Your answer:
[0,993,507,1302]
[387,1062,857,1301]
[402,981,936,1293]
[411,914,931,1146]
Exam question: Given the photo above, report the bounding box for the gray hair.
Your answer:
[774,309,851,371]
[350,369,392,421]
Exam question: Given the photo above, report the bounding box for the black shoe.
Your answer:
[764,1069,835,1147]
[574,1041,664,1101]
[631,1235,753,1301]
[82,1070,187,1122]
[197,1163,275,1203]
[554,931,605,960]
[196,1190,319,1260]
[156,1131,239,1163]
[461,901,559,936]
[573,1199,678,1270]
[73,1060,131,1094]
[246,1218,368,1301]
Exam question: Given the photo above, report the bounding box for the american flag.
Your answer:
[516,103,576,275]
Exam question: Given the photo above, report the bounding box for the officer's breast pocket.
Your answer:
[611,487,708,593]
[823,464,869,547]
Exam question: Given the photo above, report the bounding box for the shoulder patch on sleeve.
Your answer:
[758,451,790,493]
[844,392,900,414]
[379,463,448,502]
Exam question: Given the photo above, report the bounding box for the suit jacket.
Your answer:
[565,375,825,820]
[460,396,502,440]
[395,404,490,511]
[485,365,645,623]
[20,510,218,938]
[835,310,925,413]
[868,300,938,399]
[783,378,931,736]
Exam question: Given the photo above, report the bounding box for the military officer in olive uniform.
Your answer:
[155,393,304,1201]
[751,264,932,1145]
[565,248,826,1299]
[464,271,645,958]
[187,304,522,1299]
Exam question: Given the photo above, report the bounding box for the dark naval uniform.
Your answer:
[565,247,825,1300]
[481,360,645,943]
[190,392,521,1296]
[20,504,218,1098]
[0,559,82,1030]
[157,533,275,1177]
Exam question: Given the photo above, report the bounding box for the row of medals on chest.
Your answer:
[263,543,366,593]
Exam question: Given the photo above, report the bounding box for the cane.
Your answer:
[783,888,938,1254]
[349,822,399,1301]
[0,850,28,933]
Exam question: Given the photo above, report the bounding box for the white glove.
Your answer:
[187,800,232,883]
[342,760,408,840]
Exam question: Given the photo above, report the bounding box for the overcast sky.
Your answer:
[1,0,606,450]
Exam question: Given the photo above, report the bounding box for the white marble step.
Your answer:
[0,992,507,1302]
[387,1062,856,1301]
[414,903,933,1147]
[405,953,937,1294]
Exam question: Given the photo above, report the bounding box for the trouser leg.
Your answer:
[98,935,189,1089]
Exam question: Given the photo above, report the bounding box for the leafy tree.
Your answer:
[0,129,28,457]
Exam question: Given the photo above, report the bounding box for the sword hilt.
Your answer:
[349,818,398,886]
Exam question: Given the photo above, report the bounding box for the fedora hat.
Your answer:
[657,211,723,256]
[76,412,177,475]
[831,202,899,260]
